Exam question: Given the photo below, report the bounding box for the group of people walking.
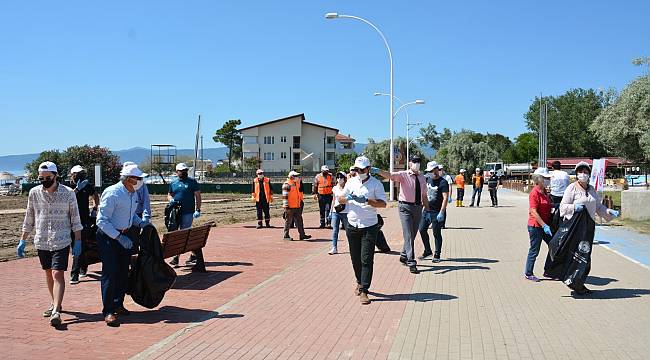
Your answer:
[17,160,202,327]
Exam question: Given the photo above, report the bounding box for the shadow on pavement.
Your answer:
[301,238,332,243]
[173,270,241,290]
[62,307,245,327]
[594,240,611,245]
[445,257,499,264]
[568,288,650,300]
[369,291,457,302]
[585,275,618,286]
[203,261,253,267]
[419,265,491,274]
[443,227,483,230]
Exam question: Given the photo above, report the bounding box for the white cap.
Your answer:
[288,170,300,177]
[123,161,136,167]
[349,166,355,171]
[120,164,147,178]
[475,167,481,171]
[353,156,371,169]
[533,167,552,178]
[575,161,591,172]
[425,161,440,172]
[70,165,85,174]
[176,163,190,171]
[38,161,58,173]
[321,165,329,172]
[460,169,466,173]
[256,169,264,174]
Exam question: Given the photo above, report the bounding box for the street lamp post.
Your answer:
[374,92,424,166]
[326,12,396,200]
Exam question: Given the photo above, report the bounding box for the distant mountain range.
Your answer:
[0,142,437,174]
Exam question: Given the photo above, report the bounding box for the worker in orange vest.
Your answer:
[313,165,334,229]
[251,169,274,229]
[454,169,466,207]
[470,168,484,207]
[282,171,311,241]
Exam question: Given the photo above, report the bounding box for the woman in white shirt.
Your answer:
[559,161,619,294]
[329,172,349,255]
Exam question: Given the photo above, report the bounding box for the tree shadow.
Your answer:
[419,265,490,274]
[585,276,618,286]
[567,288,650,300]
[443,227,483,230]
[172,270,241,290]
[62,307,244,327]
[445,257,499,264]
[368,291,457,302]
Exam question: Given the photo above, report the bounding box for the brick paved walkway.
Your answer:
[1,190,649,359]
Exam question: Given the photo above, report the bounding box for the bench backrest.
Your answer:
[161,223,212,259]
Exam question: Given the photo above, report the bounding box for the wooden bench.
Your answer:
[161,222,213,272]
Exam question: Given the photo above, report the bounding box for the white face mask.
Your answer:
[358,172,368,181]
[133,179,144,191]
[410,163,421,172]
[258,175,264,179]
[543,179,550,187]
[577,173,590,183]
[337,178,344,185]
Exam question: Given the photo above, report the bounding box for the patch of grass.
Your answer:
[620,219,650,235]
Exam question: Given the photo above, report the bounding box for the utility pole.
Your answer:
[538,95,547,168]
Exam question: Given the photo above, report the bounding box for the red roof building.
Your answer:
[546,157,631,170]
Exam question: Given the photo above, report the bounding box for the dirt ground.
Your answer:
[0,193,321,262]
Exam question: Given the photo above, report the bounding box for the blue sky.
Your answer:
[1,0,648,155]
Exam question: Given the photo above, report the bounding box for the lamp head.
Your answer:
[325,12,339,19]
[415,100,425,105]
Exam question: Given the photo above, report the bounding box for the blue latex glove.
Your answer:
[72,240,82,257]
[447,196,453,204]
[575,204,585,213]
[193,210,201,219]
[116,234,133,250]
[436,212,445,222]
[346,194,354,201]
[543,224,552,236]
[370,167,381,175]
[608,209,620,218]
[75,179,89,191]
[16,239,27,258]
[352,195,368,203]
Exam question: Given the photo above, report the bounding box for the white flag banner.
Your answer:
[589,158,607,192]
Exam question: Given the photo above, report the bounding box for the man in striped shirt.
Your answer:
[18,161,83,326]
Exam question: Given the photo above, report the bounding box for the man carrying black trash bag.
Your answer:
[547,161,619,295]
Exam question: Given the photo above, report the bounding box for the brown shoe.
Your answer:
[354,284,361,296]
[359,292,371,305]
[105,314,120,327]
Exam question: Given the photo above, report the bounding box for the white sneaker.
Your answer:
[50,311,62,326]
[328,248,338,255]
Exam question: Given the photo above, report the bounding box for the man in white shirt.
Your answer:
[550,161,570,205]
[338,156,387,305]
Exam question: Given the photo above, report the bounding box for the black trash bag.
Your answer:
[375,215,391,253]
[80,216,101,266]
[545,211,595,291]
[164,202,182,231]
[128,225,177,309]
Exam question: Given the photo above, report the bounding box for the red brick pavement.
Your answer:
[0,211,347,360]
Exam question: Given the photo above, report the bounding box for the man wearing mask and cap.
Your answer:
[122,161,151,225]
[338,156,387,304]
[376,155,429,274]
[487,170,500,207]
[470,168,484,207]
[282,171,311,241]
[168,163,202,267]
[455,169,466,207]
[69,165,100,285]
[18,161,83,326]
[313,165,334,229]
[439,165,454,229]
[96,163,149,326]
[418,161,449,262]
[251,169,273,229]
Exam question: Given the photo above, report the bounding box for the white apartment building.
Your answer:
[240,113,339,172]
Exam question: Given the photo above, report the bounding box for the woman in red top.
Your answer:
[525,167,553,282]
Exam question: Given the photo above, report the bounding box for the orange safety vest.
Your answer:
[455,174,465,189]
[285,178,303,208]
[317,174,333,195]
[253,177,273,203]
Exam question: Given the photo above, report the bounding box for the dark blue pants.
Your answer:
[97,230,131,316]
[419,210,444,256]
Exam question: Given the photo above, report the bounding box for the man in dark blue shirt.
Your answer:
[167,163,202,267]
[418,161,449,263]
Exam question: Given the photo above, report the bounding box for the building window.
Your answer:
[263,136,275,145]
[293,136,301,149]
[243,136,258,145]
[244,152,258,159]
[326,136,336,149]
[263,152,274,161]
[280,136,287,143]
[293,152,301,166]
[326,152,335,161]
[280,152,287,159]
[341,142,353,149]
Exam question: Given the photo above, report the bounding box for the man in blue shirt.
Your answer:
[96,163,147,327]
[168,163,202,267]
[123,162,151,223]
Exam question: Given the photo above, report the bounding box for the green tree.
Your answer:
[418,124,440,149]
[26,145,121,185]
[433,130,498,174]
[336,152,358,173]
[364,137,425,171]
[524,88,607,158]
[502,132,538,164]
[484,133,513,159]
[590,75,650,163]
[213,119,243,172]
